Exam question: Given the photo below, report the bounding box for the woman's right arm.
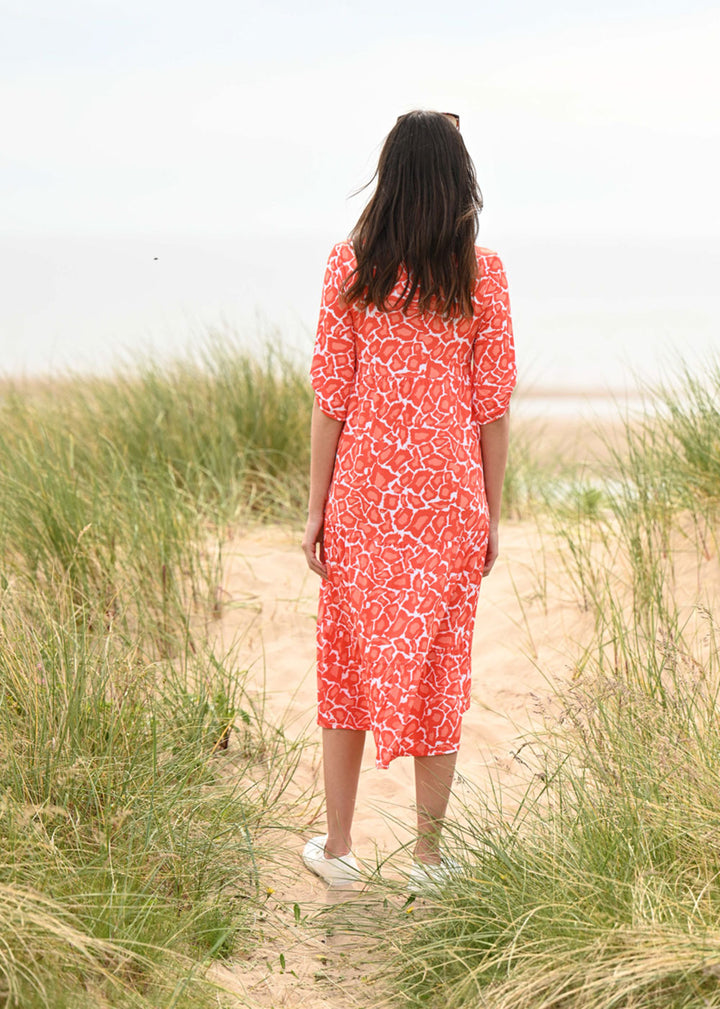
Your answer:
[304,243,357,580]
[302,399,344,579]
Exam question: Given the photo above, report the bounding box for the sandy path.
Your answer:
[197,515,595,1008]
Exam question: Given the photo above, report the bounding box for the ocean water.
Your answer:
[2,231,718,412]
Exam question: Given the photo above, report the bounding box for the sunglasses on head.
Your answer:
[396,111,461,130]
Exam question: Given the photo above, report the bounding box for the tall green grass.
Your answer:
[378,609,720,1008]
[603,368,720,626]
[0,335,309,1007]
[370,359,720,1009]
[502,407,617,524]
[0,335,313,653]
[0,603,289,1007]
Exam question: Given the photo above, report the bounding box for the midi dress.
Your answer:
[310,241,517,770]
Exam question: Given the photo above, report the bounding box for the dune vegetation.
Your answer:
[0,336,311,1008]
[369,360,720,1009]
[2,333,719,1008]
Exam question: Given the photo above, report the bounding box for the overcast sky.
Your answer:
[1,0,719,385]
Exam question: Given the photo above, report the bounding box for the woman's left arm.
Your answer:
[302,399,345,579]
[479,409,511,577]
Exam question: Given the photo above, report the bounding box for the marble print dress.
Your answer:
[310,241,517,769]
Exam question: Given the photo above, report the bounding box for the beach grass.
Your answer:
[376,608,720,1008]
[349,358,720,1009]
[0,335,311,1007]
[6,331,720,1008]
[0,604,276,1007]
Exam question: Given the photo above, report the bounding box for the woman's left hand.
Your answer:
[483,523,499,577]
[302,513,328,579]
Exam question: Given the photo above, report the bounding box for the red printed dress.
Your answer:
[310,242,516,769]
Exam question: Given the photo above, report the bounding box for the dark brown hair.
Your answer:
[343,110,483,318]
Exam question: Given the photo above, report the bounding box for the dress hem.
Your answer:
[375,745,460,771]
[318,717,463,769]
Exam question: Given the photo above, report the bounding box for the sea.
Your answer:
[2,231,718,418]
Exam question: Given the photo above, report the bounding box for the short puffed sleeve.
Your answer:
[471,252,517,428]
[309,243,357,422]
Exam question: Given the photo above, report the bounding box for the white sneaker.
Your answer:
[301,834,362,888]
[407,854,463,894]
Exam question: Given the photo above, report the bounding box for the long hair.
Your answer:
[343,110,483,318]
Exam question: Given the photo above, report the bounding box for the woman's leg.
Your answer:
[413,751,458,864]
[322,727,366,858]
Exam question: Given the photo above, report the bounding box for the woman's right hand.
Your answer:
[302,512,328,579]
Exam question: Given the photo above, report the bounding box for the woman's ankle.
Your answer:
[413,839,442,865]
[324,836,352,858]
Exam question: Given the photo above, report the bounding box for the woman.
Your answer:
[301,109,516,889]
